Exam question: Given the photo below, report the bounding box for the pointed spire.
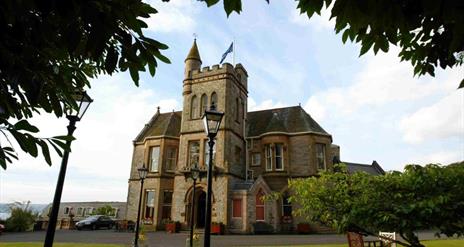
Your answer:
[185,39,202,62]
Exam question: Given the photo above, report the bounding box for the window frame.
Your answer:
[149,146,160,173]
[165,146,177,171]
[265,144,273,171]
[251,152,261,167]
[316,143,326,170]
[274,143,284,171]
[188,140,200,168]
[232,198,243,218]
[161,190,173,220]
[203,139,216,167]
[282,195,292,217]
[144,189,156,219]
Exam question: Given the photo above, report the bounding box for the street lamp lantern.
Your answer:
[66,90,93,120]
[202,103,224,137]
[137,164,148,180]
[134,164,148,247]
[202,103,224,247]
[44,90,93,247]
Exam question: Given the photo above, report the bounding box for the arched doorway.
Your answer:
[196,191,206,228]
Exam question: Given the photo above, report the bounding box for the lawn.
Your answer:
[253,239,464,247]
[0,243,124,247]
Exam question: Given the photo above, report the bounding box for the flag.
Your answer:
[220,42,233,64]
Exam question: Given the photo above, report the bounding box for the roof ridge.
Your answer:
[248,105,301,114]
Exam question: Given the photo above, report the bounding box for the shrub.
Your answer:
[5,201,38,232]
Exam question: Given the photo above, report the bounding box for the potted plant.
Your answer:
[211,222,223,235]
[164,219,180,233]
[296,222,311,234]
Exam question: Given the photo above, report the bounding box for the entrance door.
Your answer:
[196,191,206,228]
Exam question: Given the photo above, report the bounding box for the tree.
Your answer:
[5,201,38,232]
[92,205,116,217]
[0,0,170,169]
[288,162,464,247]
[199,0,464,87]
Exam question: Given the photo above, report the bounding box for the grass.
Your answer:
[252,239,464,247]
[0,243,124,247]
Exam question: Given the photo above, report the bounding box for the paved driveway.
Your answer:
[0,229,454,247]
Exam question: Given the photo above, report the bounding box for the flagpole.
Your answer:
[233,37,236,66]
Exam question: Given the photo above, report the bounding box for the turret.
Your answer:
[184,39,202,79]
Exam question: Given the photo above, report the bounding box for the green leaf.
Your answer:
[223,0,242,16]
[53,135,75,142]
[14,120,39,133]
[105,45,119,74]
[48,140,63,157]
[459,79,464,89]
[129,67,140,85]
[51,139,70,153]
[38,140,52,166]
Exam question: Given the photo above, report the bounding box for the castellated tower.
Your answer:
[171,39,249,227]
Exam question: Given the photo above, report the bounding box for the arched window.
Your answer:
[256,189,265,221]
[210,92,218,109]
[191,95,198,119]
[201,94,208,113]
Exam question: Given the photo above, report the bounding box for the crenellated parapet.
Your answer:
[184,63,248,94]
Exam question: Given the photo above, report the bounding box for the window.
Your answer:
[77,207,82,216]
[251,153,261,167]
[265,144,272,171]
[256,190,265,221]
[204,139,216,167]
[191,95,199,119]
[144,190,155,219]
[210,92,218,108]
[149,146,160,172]
[162,191,173,220]
[241,100,245,120]
[316,143,326,170]
[275,143,284,170]
[165,147,177,171]
[201,94,208,113]
[232,199,242,218]
[64,207,70,215]
[189,141,200,167]
[282,195,292,217]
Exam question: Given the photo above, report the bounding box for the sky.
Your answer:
[1,0,463,204]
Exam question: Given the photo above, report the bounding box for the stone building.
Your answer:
[38,201,126,230]
[125,40,384,233]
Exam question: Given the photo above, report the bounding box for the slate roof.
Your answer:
[246,106,330,137]
[344,161,385,175]
[134,110,182,142]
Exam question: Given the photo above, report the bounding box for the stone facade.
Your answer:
[125,40,383,233]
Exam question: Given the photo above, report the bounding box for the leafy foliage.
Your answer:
[92,205,116,217]
[196,0,464,87]
[288,162,464,247]
[5,201,38,232]
[0,0,170,169]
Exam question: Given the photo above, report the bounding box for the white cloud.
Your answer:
[1,73,180,203]
[248,98,286,112]
[407,150,464,166]
[303,51,461,121]
[144,0,198,33]
[400,91,464,144]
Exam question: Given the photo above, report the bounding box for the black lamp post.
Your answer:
[44,91,93,247]
[202,103,224,247]
[189,163,200,247]
[134,164,148,247]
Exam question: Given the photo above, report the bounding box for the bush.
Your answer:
[5,201,37,232]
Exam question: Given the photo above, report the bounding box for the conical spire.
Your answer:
[185,39,202,62]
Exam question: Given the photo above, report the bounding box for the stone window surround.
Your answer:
[144,189,156,220]
[264,143,286,172]
[251,152,261,167]
[190,92,219,121]
[165,146,177,172]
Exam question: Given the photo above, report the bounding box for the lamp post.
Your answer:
[189,163,200,247]
[134,164,148,247]
[44,91,93,247]
[202,103,224,247]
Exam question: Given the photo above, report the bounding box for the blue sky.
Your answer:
[0,0,463,204]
